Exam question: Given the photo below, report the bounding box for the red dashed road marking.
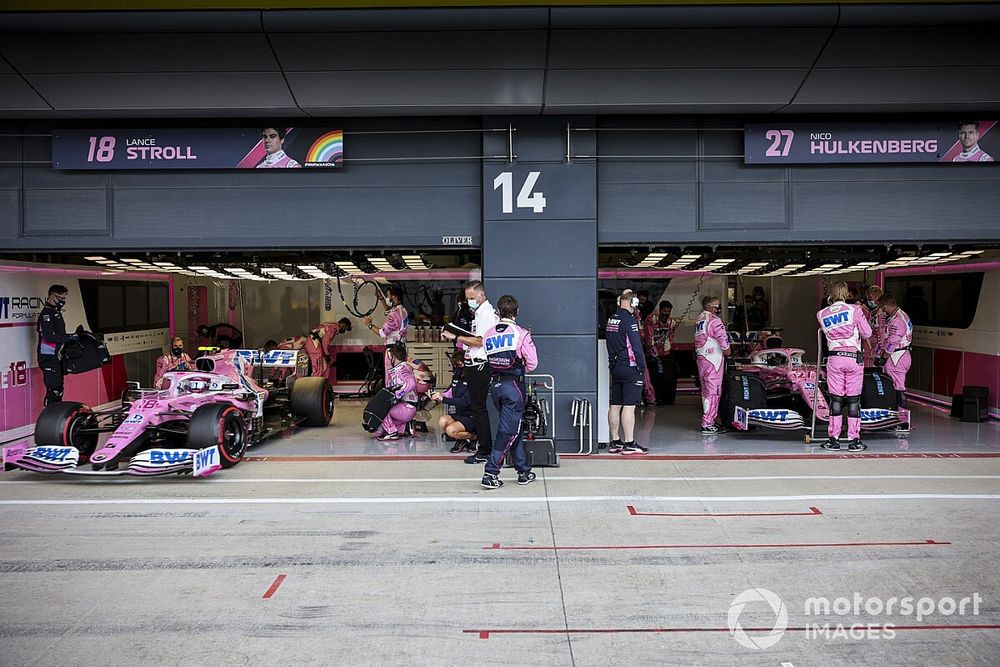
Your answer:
[626,505,823,517]
[465,624,1000,639]
[485,539,950,551]
[263,574,287,599]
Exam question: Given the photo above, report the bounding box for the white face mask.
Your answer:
[630,297,639,309]
[468,299,480,312]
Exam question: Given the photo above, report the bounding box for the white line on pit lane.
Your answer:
[1,474,999,485]
[1,494,999,506]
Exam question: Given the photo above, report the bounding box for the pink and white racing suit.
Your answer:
[694,310,730,428]
[817,301,872,440]
[382,360,418,435]
[881,307,913,394]
[256,150,302,168]
[861,304,884,367]
[379,304,409,386]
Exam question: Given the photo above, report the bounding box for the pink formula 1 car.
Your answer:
[721,347,909,434]
[2,348,334,478]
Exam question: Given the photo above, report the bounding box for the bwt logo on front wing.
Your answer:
[0,295,46,320]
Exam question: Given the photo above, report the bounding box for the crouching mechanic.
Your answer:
[480,295,539,489]
[431,350,478,453]
[154,336,194,386]
[605,291,649,454]
[818,281,873,451]
[377,343,418,442]
[878,293,913,433]
[695,295,731,435]
[36,284,71,406]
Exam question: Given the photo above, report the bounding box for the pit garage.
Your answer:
[2,3,1000,665]
[0,248,484,464]
[596,245,1000,455]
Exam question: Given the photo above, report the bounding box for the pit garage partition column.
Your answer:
[482,118,597,453]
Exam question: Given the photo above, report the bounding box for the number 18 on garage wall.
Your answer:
[493,171,546,214]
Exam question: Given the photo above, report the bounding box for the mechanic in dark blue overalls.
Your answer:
[605,290,648,455]
[36,284,70,407]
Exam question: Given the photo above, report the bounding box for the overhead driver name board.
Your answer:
[745,121,997,165]
[52,127,343,170]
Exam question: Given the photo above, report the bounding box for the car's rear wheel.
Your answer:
[187,403,247,468]
[34,401,99,457]
[290,376,334,427]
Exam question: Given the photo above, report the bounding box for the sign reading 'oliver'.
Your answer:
[745,121,996,164]
[52,127,343,170]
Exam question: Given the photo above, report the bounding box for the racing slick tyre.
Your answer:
[719,371,768,430]
[862,368,898,410]
[34,401,99,457]
[188,403,247,469]
[290,376,335,427]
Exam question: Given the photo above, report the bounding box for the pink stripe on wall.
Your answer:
[236,140,266,168]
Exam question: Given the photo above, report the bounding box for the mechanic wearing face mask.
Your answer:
[605,290,648,454]
[694,296,731,435]
[154,336,194,387]
[861,285,885,368]
[37,284,72,406]
[818,281,873,451]
[364,285,409,388]
[877,293,913,433]
[441,280,498,464]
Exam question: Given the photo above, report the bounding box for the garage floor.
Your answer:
[1,457,998,666]
[247,396,1000,458]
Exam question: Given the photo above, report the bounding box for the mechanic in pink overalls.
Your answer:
[878,292,913,432]
[378,343,418,442]
[694,296,731,435]
[861,285,884,368]
[364,286,409,388]
[154,336,194,387]
[817,281,873,451]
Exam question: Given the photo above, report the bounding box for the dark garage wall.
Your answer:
[597,118,1000,245]
[482,116,597,453]
[0,118,482,251]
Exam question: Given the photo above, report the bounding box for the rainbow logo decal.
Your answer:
[304,130,344,166]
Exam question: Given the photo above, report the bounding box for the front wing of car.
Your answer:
[2,443,223,478]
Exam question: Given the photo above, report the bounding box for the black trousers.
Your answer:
[465,362,493,457]
[39,355,64,406]
[650,356,678,405]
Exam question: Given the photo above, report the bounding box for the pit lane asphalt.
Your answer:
[1,457,998,667]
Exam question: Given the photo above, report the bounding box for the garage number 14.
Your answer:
[493,171,546,214]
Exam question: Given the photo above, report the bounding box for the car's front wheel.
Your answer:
[187,403,247,468]
[34,401,99,457]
